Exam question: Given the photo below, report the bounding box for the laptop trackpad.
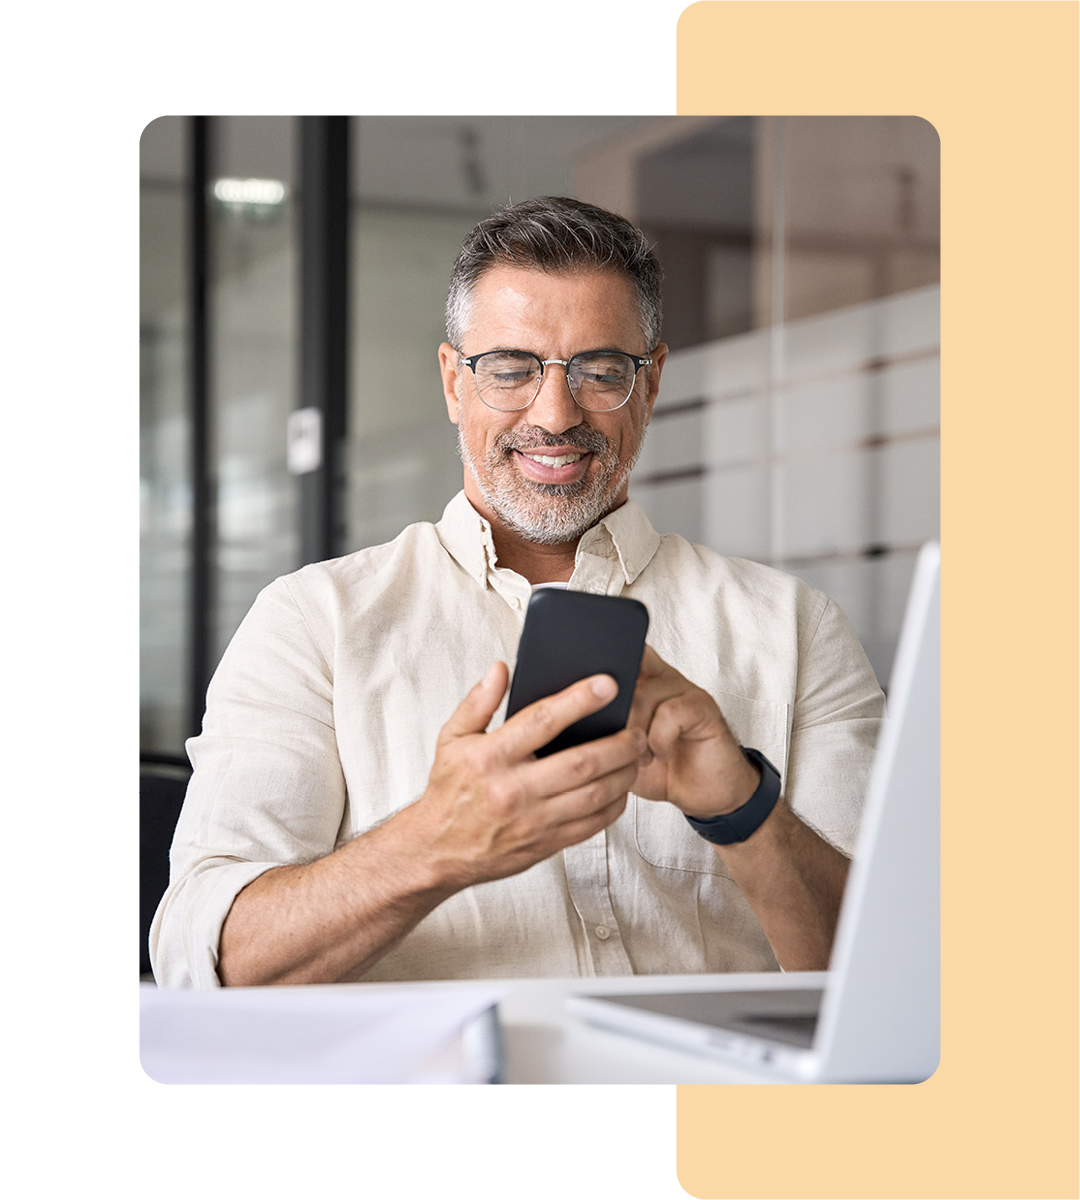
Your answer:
[596,988,822,1050]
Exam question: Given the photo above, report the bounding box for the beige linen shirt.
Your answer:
[151,491,884,989]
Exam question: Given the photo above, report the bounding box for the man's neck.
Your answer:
[462,483,630,585]
[488,523,579,585]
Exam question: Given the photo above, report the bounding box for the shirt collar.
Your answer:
[435,489,662,591]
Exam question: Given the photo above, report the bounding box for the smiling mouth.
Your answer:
[511,447,594,488]
[520,451,585,468]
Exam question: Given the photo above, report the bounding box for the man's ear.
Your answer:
[439,343,463,425]
[643,342,668,427]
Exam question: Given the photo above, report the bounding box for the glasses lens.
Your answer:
[472,351,542,410]
[567,352,637,410]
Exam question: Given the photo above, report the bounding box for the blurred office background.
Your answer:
[140,114,939,763]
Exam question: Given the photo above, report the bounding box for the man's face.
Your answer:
[439,265,667,545]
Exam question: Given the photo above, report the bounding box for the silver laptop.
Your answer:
[567,542,940,1083]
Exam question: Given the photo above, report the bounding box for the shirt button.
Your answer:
[594,925,611,941]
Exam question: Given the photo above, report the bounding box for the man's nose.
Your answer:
[528,362,581,434]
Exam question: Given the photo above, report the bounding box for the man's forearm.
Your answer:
[217,805,459,987]
[712,803,850,972]
[216,667,642,987]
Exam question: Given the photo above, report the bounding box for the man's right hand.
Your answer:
[407,661,646,890]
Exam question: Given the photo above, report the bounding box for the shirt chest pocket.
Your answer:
[631,691,790,877]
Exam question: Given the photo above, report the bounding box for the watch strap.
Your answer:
[684,747,782,845]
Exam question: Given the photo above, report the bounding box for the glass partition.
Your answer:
[208,116,300,664]
[627,116,940,683]
[140,116,190,754]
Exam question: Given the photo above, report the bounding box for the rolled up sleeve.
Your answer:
[785,596,885,856]
[149,577,346,988]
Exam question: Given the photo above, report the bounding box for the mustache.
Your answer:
[493,424,611,457]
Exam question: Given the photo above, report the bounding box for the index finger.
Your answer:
[636,642,688,682]
[628,643,690,730]
[499,673,620,760]
[637,642,665,678]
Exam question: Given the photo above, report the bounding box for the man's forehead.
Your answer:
[465,264,640,333]
[472,261,630,294]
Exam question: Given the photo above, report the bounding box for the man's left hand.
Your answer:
[627,644,851,971]
[627,645,761,820]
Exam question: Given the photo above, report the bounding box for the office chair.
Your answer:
[139,754,190,979]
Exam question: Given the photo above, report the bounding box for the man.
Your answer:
[151,196,883,989]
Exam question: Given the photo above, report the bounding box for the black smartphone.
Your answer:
[505,590,650,757]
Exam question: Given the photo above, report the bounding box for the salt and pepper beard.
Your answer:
[457,419,645,546]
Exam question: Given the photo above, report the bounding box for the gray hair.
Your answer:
[445,196,663,352]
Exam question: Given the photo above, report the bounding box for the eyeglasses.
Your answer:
[460,348,653,413]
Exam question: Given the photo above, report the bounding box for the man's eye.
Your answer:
[572,354,632,387]
[487,364,532,380]
[477,353,538,387]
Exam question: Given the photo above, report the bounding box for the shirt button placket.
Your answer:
[562,834,633,974]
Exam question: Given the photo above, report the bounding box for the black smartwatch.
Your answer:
[684,747,782,845]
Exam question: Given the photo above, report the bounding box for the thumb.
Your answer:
[440,662,509,740]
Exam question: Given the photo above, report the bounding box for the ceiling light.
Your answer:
[212,178,287,206]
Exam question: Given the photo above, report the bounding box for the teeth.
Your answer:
[525,452,583,467]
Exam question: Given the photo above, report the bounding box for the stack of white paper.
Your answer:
[140,983,505,1084]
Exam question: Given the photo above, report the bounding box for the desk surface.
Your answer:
[141,973,828,1086]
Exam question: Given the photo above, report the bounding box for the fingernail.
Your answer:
[591,674,618,700]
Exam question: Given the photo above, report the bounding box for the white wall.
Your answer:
[632,285,940,686]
